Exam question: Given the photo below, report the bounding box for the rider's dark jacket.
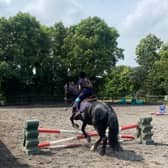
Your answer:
[74,77,93,110]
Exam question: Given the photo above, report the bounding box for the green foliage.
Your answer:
[159,42,168,59]
[0,13,125,103]
[0,12,51,78]
[0,12,53,102]
[102,66,134,97]
[144,45,168,95]
[2,12,168,102]
[134,34,167,97]
[0,61,10,77]
[48,22,68,82]
[136,34,162,71]
[129,66,147,94]
[63,16,124,78]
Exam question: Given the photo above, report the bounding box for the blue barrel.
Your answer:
[160,105,166,113]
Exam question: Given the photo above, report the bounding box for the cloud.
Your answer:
[24,0,84,26]
[121,0,168,38]
[0,0,28,18]
[117,0,168,66]
[0,0,84,26]
[1,0,168,67]
[0,0,11,4]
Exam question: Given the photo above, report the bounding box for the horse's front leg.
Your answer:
[90,136,102,152]
[70,113,79,129]
[81,122,91,143]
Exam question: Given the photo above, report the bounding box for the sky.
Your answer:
[0,0,168,67]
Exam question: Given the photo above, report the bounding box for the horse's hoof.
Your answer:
[111,145,123,152]
[118,145,124,152]
[73,123,79,129]
[90,145,95,151]
[87,136,91,143]
[75,125,79,129]
[99,150,105,156]
[114,144,123,152]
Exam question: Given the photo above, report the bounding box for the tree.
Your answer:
[144,58,168,95]
[136,34,162,71]
[128,66,147,96]
[159,42,168,59]
[49,22,68,82]
[63,16,124,79]
[102,66,133,97]
[0,12,51,101]
[0,14,125,103]
[144,42,168,95]
[9,13,51,83]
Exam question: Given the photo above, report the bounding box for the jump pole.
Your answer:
[46,135,135,149]
[24,117,153,154]
[150,112,168,116]
[38,127,136,140]
[38,132,135,148]
[120,134,135,140]
[38,131,97,148]
[47,143,83,149]
[37,124,137,146]
[38,128,82,134]
[38,123,138,135]
[120,124,138,131]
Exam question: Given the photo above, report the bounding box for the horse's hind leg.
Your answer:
[100,135,107,156]
[91,124,107,156]
[108,116,123,152]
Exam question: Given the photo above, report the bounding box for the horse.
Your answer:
[64,81,79,103]
[70,100,122,155]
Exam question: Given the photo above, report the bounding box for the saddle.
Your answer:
[72,96,97,116]
[85,95,97,102]
[79,96,97,113]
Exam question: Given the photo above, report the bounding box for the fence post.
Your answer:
[23,120,40,154]
[138,117,154,145]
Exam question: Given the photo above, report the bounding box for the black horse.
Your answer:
[70,100,122,155]
[64,81,79,103]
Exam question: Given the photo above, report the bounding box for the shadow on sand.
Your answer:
[0,140,30,168]
[98,146,144,161]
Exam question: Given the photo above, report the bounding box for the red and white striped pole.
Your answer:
[38,128,82,134]
[120,134,135,140]
[38,131,97,148]
[38,123,138,135]
[38,132,135,148]
[37,123,138,148]
[120,124,138,131]
[47,143,83,149]
[38,137,79,148]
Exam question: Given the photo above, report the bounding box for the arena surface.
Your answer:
[0,104,168,168]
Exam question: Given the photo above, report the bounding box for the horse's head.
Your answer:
[64,81,79,103]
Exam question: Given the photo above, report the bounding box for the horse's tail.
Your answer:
[107,107,120,149]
